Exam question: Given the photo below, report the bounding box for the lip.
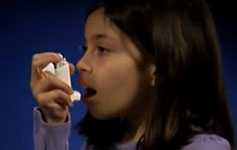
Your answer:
[78,76,98,103]
[81,91,96,103]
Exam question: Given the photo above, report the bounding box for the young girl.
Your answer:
[31,0,235,150]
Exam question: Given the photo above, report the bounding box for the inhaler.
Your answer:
[42,54,81,102]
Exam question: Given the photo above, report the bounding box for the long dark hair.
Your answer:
[77,0,235,149]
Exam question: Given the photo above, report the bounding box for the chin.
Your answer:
[88,108,121,120]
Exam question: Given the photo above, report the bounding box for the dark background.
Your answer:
[0,0,236,150]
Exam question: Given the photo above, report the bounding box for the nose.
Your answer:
[76,53,92,73]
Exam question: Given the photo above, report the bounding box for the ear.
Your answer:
[147,64,156,87]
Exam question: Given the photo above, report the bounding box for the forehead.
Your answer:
[84,8,142,63]
[85,8,120,42]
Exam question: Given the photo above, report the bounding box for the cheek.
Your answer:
[105,65,140,101]
[98,56,140,92]
[103,56,140,96]
[91,57,142,118]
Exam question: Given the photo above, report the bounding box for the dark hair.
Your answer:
[77,0,235,149]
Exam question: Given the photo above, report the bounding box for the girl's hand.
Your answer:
[30,52,75,123]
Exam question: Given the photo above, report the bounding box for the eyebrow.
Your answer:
[84,33,116,44]
[95,33,115,41]
[95,34,106,39]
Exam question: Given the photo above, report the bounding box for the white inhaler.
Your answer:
[42,55,81,102]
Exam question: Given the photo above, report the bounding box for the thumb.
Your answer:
[69,63,75,75]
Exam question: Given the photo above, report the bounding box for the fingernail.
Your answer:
[58,53,64,59]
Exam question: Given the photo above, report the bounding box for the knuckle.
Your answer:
[64,86,72,95]
[32,53,40,61]
[32,59,39,68]
[54,89,64,97]
[55,89,69,100]
[35,93,43,101]
[30,80,38,89]
[36,93,51,107]
[35,93,43,104]
[30,84,37,97]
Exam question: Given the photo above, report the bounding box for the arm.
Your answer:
[33,107,71,150]
[182,134,231,150]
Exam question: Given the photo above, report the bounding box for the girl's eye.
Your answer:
[80,45,110,56]
[96,46,109,55]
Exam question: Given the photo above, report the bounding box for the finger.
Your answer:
[37,89,71,109]
[69,63,75,75]
[42,71,73,94]
[31,52,62,81]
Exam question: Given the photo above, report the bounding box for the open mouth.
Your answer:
[85,87,97,98]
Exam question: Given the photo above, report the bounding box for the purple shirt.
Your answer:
[33,108,231,150]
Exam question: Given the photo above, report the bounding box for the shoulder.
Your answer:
[182,134,231,150]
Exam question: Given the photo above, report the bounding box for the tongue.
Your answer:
[86,88,97,97]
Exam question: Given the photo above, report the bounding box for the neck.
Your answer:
[119,106,147,144]
[119,87,152,144]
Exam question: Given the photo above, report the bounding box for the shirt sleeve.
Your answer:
[33,107,71,150]
[182,134,231,150]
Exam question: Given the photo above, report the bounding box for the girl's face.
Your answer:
[77,8,153,120]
